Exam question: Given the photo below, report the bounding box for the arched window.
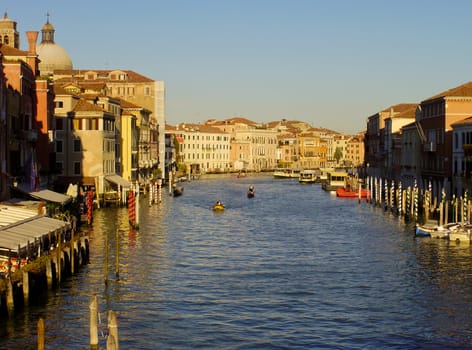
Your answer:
[4,36,8,45]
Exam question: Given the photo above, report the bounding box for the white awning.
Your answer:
[0,206,70,251]
[105,174,131,188]
[29,189,72,205]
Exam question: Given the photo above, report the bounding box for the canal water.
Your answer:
[1,174,472,349]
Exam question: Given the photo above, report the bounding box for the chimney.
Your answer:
[25,31,39,76]
[26,31,38,54]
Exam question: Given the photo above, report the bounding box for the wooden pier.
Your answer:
[0,205,90,317]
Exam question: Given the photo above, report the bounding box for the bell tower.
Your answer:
[0,12,20,48]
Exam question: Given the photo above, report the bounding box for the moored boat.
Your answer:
[322,171,349,191]
[298,169,318,183]
[448,224,472,243]
[415,224,436,237]
[273,167,301,179]
[336,187,368,198]
[415,221,459,239]
[317,168,334,184]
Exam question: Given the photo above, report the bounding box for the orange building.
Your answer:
[0,23,55,194]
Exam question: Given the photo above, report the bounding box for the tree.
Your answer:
[334,147,343,164]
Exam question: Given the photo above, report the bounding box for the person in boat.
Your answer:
[215,200,223,206]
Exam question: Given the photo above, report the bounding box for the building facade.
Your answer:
[168,123,231,174]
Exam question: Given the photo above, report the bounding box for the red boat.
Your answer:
[336,187,368,198]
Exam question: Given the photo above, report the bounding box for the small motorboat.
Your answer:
[336,186,368,198]
[212,201,225,212]
[247,185,255,198]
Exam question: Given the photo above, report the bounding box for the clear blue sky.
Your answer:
[4,0,472,134]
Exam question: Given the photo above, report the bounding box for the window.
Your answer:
[56,140,63,153]
[73,162,81,175]
[55,162,63,174]
[55,101,63,108]
[73,139,81,152]
[56,118,64,130]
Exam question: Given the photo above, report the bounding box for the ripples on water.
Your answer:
[2,174,472,349]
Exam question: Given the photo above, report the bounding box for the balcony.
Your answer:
[423,141,436,152]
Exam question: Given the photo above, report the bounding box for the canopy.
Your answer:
[29,189,72,205]
[0,206,70,251]
[105,174,131,188]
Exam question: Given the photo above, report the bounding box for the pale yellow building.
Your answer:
[53,87,130,200]
[120,99,152,183]
[53,69,165,178]
[298,131,323,169]
[345,135,365,167]
[207,117,278,171]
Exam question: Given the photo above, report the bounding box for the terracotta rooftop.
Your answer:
[425,81,472,101]
[53,69,155,83]
[0,44,28,56]
[73,99,104,112]
[169,123,229,134]
[381,103,417,114]
[205,117,258,126]
[451,116,472,127]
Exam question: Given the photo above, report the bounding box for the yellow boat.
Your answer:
[212,202,225,212]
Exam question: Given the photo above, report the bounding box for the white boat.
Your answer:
[298,169,318,183]
[415,222,459,239]
[448,224,472,243]
[317,168,335,183]
[273,167,300,179]
[321,171,348,191]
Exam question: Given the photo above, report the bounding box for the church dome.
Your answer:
[37,42,73,74]
[36,16,73,75]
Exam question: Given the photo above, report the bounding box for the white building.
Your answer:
[168,123,231,174]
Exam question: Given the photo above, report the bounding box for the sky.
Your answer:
[4,0,472,134]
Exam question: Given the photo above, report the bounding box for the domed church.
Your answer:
[36,14,73,76]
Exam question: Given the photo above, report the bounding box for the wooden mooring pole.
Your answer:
[37,318,45,350]
[104,232,109,285]
[89,295,99,349]
[115,230,120,280]
[108,310,119,350]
